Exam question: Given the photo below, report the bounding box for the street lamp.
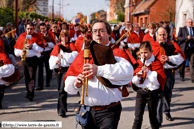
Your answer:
[58,2,70,22]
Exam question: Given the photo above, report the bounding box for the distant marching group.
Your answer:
[0,17,193,129]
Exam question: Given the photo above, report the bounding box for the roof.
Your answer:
[131,0,156,15]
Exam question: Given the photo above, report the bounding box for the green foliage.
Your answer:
[117,13,124,22]
[0,8,14,27]
[0,7,59,27]
[114,0,125,15]
[90,12,96,24]
[108,19,118,24]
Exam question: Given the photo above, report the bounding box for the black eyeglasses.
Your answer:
[27,28,33,30]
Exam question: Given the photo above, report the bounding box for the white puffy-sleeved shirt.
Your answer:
[120,30,140,49]
[132,54,160,91]
[0,64,15,84]
[158,42,185,69]
[14,43,44,58]
[41,32,55,52]
[49,49,78,70]
[65,48,134,106]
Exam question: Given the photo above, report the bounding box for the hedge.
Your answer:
[0,7,59,27]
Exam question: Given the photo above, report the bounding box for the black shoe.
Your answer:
[58,110,66,117]
[27,96,33,101]
[35,87,43,90]
[191,80,194,83]
[180,77,185,81]
[46,83,50,87]
[166,113,174,121]
[158,123,162,127]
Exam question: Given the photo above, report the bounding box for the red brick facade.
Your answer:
[125,0,175,25]
[109,0,116,21]
[125,0,143,23]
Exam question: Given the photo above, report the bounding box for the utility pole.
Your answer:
[15,0,18,34]
[58,1,61,22]
[52,0,54,21]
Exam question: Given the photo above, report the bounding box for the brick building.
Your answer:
[175,0,194,35]
[124,0,142,23]
[35,0,48,16]
[125,0,175,26]
[107,0,117,21]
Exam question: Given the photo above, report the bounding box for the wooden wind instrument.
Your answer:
[111,30,130,49]
[57,45,62,74]
[160,42,165,70]
[139,58,146,84]
[80,38,91,105]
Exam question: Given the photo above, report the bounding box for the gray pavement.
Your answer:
[0,62,194,129]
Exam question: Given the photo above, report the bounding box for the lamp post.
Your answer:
[58,1,70,22]
[15,0,18,34]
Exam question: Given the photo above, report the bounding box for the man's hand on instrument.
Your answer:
[58,54,63,60]
[132,47,136,50]
[122,43,126,47]
[160,55,169,62]
[82,64,98,78]
[56,60,60,64]
[188,35,191,40]
[142,66,149,74]
[74,74,84,88]
[20,51,24,57]
[25,44,33,49]
[136,70,143,78]
[43,42,48,47]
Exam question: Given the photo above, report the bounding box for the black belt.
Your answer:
[26,56,37,59]
[140,88,150,91]
[91,101,121,110]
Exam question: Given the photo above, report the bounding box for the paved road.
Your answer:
[0,59,194,129]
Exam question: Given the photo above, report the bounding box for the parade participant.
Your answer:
[143,23,156,42]
[64,20,134,129]
[69,23,81,43]
[0,52,15,109]
[49,30,78,117]
[122,24,144,59]
[120,21,132,37]
[61,22,68,31]
[14,23,44,101]
[36,23,56,90]
[178,18,194,82]
[19,19,27,36]
[151,27,185,126]
[50,22,60,43]
[120,22,132,49]
[131,41,166,129]
[74,25,92,53]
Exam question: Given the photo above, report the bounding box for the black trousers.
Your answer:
[132,89,159,129]
[38,50,53,88]
[132,48,139,60]
[179,47,194,80]
[54,67,68,113]
[0,85,5,107]
[22,56,38,97]
[82,103,122,129]
[157,69,175,123]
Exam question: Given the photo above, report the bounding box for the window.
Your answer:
[38,1,44,6]
[183,14,187,26]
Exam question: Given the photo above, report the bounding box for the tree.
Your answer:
[106,0,125,15]
[159,0,175,22]
[1,0,37,12]
[117,12,124,22]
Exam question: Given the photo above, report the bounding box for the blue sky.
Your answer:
[48,0,109,21]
